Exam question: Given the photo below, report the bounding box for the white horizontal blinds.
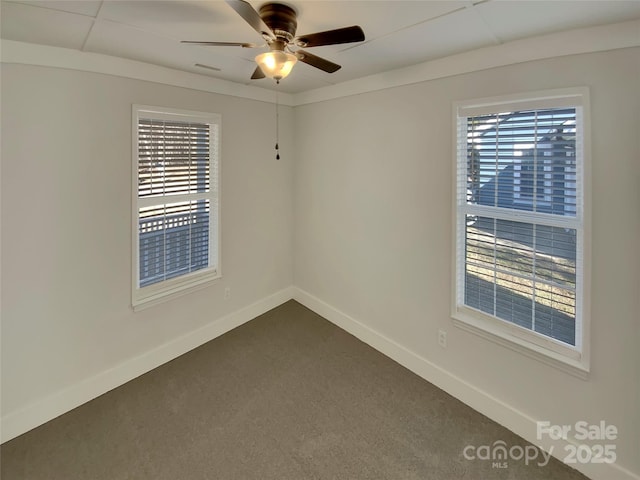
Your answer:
[466,108,577,216]
[461,106,580,346]
[137,117,213,288]
[138,119,210,197]
[464,218,577,345]
[138,201,210,287]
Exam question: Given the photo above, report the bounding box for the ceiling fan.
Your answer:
[182,0,365,83]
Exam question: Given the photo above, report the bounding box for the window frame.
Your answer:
[132,105,221,311]
[451,88,591,378]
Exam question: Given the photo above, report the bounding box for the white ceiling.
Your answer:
[2,0,640,94]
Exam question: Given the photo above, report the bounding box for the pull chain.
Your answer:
[275,90,280,160]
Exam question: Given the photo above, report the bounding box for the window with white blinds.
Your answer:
[453,89,590,375]
[132,106,220,309]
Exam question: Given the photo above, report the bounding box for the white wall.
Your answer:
[293,48,640,477]
[1,64,294,430]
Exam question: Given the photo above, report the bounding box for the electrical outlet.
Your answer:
[438,329,447,348]
[224,287,231,299]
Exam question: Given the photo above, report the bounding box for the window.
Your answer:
[132,105,220,309]
[453,89,590,376]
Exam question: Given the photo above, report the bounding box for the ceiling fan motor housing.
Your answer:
[259,3,297,43]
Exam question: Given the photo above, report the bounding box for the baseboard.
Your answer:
[4,285,638,480]
[1,286,295,444]
[292,287,639,480]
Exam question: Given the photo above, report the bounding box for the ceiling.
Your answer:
[2,0,640,94]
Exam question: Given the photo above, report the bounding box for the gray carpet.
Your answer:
[1,300,588,479]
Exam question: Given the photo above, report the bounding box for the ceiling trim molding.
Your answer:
[1,18,638,107]
[293,18,640,106]
[0,40,296,106]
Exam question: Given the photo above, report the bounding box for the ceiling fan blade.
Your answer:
[225,0,275,40]
[295,26,364,48]
[181,41,259,48]
[295,50,341,73]
[251,65,266,79]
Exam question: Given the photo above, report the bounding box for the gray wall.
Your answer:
[2,46,639,478]
[293,48,640,475]
[1,64,294,417]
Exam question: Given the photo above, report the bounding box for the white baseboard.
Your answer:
[1,286,295,444]
[4,285,638,480]
[292,287,639,480]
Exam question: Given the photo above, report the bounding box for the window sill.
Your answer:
[452,309,589,380]
[132,270,221,312]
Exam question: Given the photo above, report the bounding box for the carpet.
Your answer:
[0,300,588,479]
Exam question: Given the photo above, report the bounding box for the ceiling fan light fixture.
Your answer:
[255,51,297,81]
